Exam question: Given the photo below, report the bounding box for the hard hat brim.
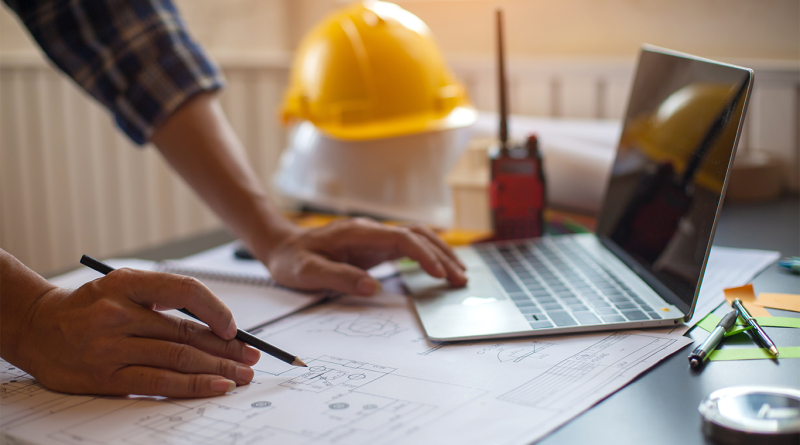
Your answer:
[309,106,478,141]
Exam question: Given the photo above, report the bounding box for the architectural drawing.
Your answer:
[0,364,96,431]
[0,293,691,445]
[496,341,554,363]
[498,333,678,410]
[417,344,446,356]
[0,364,46,403]
[280,356,395,393]
[0,356,484,445]
[333,316,404,338]
[419,340,554,364]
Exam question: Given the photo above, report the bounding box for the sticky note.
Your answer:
[695,313,800,361]
[695,314,800,337]
[696,314,731,333]
[723,284,772,317]
[754,292,800,313]
[709,346,800,361]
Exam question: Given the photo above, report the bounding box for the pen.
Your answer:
[731,298,779,357]
[778,257,800,274]
[79,255,307,367]
[688,310,738,368]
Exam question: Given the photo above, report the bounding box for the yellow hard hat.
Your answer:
[280,1,476,141]
[622,82,745,193]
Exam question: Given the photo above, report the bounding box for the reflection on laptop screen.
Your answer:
[595,47,752,312]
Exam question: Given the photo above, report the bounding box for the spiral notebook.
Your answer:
[157,261,328,331]
[156,243,330,331]
[47,246,329,332]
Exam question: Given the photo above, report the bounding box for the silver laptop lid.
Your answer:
[594,45,754,321]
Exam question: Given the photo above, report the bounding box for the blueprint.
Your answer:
[0,293,690,445]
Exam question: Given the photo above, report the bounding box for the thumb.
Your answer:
[299,256,381,296]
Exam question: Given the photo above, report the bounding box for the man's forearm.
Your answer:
[150,93,295,260]
[0,249,58,368]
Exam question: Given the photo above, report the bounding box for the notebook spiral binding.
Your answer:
[156,261,278,287]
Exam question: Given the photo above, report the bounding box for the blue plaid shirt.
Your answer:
[3,0,225,145]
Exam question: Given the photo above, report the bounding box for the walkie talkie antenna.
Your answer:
[496,9,509,154]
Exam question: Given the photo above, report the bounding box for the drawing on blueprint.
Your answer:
[498,333,677,411]
[280,310,408,340]
[419,340,554,364]
[497,342,554,363]
[280,356,396,393]
[417,343,446,356]
[0,364,98,430]
[0,364,45,402]
[0,356,485,445]
[334,316,404,338]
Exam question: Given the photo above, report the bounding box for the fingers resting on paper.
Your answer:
[264,217,467,296]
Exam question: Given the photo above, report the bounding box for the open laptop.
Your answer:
[402,45,754,341]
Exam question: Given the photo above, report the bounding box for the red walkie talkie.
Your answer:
[490,9,546,240]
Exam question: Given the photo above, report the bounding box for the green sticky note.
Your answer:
[724,326,752,337]
[694,313,800,361]
[709,346,800,361]
[696,314,722,333]
[758,317,800,329]
[695,314,800,337]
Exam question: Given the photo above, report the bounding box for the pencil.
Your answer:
[79,255,307,367]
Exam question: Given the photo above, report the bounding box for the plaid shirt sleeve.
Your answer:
[3,0,225,145]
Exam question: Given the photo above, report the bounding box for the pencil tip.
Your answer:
[293,358,307,367]
[769,347,779,357]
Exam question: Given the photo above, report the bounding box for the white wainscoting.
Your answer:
[1,52,797,275]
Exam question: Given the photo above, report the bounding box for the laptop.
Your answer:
[402,45,754,341]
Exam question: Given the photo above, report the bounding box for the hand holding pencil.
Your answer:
[0,249,266,399]
[80,255,307,368]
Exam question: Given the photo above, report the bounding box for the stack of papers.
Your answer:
[4,243,775,444]
[1,292,691,444]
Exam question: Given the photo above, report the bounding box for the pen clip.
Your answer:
[731,299,752,322]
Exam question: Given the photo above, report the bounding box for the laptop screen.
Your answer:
[595,47,752,316]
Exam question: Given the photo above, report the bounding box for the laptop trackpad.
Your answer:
[405,267,505,303]
[405,268,531,340]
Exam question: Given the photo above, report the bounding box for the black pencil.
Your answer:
[79,255,307,367]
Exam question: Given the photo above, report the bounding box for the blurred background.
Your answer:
[1,0,798,276]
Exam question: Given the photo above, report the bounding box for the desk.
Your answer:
[125,196,800,445]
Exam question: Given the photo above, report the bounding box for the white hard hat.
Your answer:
[274,121,472,226]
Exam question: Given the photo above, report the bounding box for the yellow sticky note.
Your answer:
[755,293,800,313]
[723,284,772,317]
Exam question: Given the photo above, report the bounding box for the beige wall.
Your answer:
[2,0,798,61]
[290,0,799,61]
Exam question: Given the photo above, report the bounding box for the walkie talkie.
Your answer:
[489,9,546,240]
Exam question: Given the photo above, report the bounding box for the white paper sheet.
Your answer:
[0,293,690,445]
[686,246,780,327]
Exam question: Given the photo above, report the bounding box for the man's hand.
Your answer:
[263,218,468,296]
[8,267,260,398]
[151,94,468,298]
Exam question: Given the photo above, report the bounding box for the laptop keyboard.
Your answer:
[474,237,662,329]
